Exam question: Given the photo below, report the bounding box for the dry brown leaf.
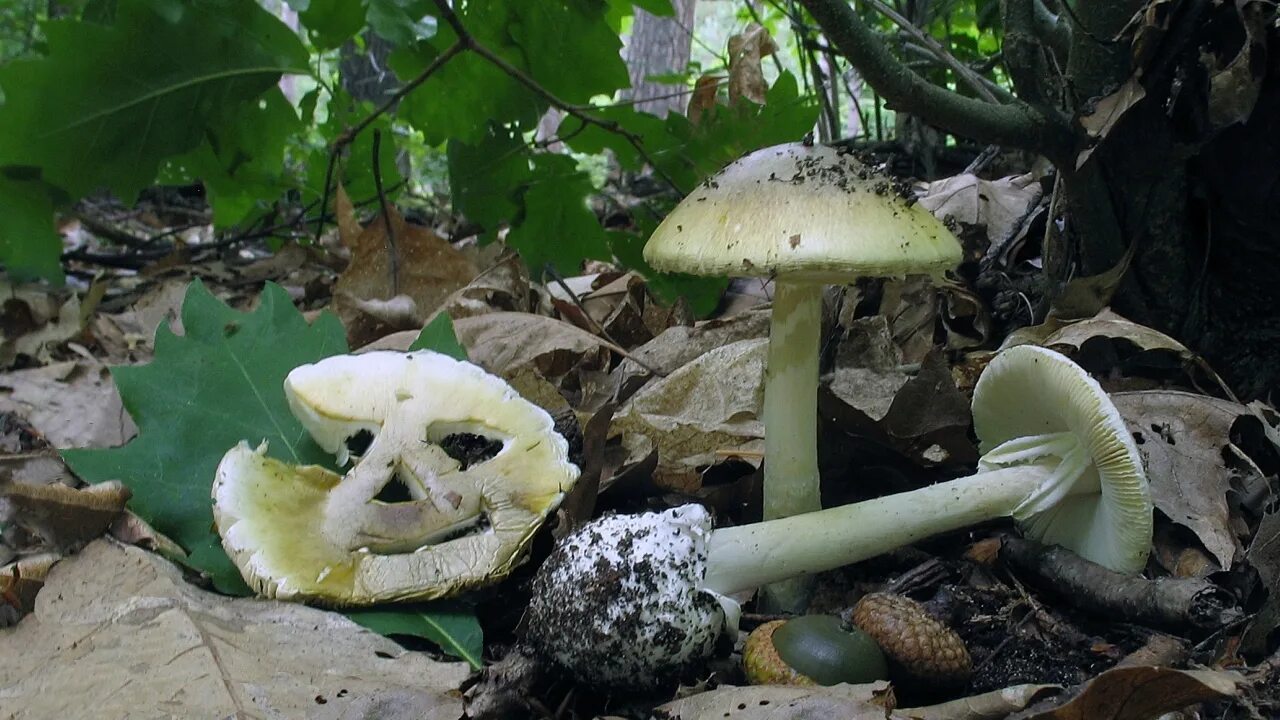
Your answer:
[1021,665,1239,719]
[824,316,912,423]
[613,338,766,491]
[1205,1,1269,129]
[0,539,469,718]
[917,173,1044,250]
[1113,391,1250,569]
[453,311,615,379]
[613,307,771,400]
[0,361,136,448]
[90,278,190,362]
[1242,509,1280,654]
[1077,77,1146,169]
[653,681,893,719]
[0,552,60,624]
[0,289,82,367]
[727,23,778,107]
[440,250,535,319]
[0,479,130,554]
[688,73,724,125]
[899,683,1060,719]
[334,204,478,346]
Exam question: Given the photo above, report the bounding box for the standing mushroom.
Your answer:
[525,345,1151,687]
[643,141,962,611]
[212,350,578,605]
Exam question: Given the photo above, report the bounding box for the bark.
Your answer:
[622,0,698,117]
[803,0,1280,399]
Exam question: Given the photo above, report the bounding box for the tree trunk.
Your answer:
[622,0,698,117]
[1045,0,1280,399]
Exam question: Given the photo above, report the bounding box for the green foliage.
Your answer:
[347,604,483,667]
[0,0,841,314]
[0,0,309,276]
[410,313,468,359]
[62,281,349,592]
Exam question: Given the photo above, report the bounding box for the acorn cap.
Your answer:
[972,345,1152,573]
[212,350,578,605]
[851,593,971,689]
[643,142,961,283]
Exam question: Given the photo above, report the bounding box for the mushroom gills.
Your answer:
[980,430,1098,519]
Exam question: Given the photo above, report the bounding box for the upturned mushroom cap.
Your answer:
[524,505,737,688]
[973,345,1152,573]
[212,350,578,605]
[643,142,961,282]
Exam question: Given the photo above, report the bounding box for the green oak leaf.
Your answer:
[167,89,303,227]
[62,281,349,592]
[507,154,611,278]
[298,0,368,50]
[447,124,531,236]
[301,90,403,206]
[0,0,310,202]
[410,314,468,360]
[347,603,483,667]
[367,0,436,46]
[508,0,629,105]
[0,177,64,283]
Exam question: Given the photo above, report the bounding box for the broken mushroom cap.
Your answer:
[212,350,578,605]
[642,141,961,282]
[524,505,737,688]
[975,344,1153,573]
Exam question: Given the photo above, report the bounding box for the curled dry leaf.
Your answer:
[612,338,766,492]
[652,681,892,720]
[1205,1,1270,129]
[0,552,60,624]
[612,306,771,400]
[0,479,130,554]
[1242,510,1280,654]
[727,23,778,107]
[1020,665,1239,720]
[454,311,615,380]
[1076,77,1146,169]
[916,172,1044,251]
[0,540,470,718]
[1112,390,1251,569]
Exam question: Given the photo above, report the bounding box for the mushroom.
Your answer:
[525,345,1151,687]
[743,615,888,686]
[643,141,961,611]
[212,350,579,605]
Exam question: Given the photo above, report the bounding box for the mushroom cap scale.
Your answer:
[972,345,1152,573]
[212,350,578,605]
[643,142,961,282]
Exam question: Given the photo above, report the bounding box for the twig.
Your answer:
[1000,537,1244,630]
[542,264,669,379]
[371,129,399,295]
[862,0,1008,104]
[799,0,1073,156]
[430,0,684,195]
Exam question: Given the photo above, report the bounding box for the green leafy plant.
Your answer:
[0,0,819,316]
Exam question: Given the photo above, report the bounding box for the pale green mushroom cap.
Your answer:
[973,345,1153,574]
[212,351,579,605]
[643,142,962,283]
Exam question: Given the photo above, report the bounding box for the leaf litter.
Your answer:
[3,138,1279,720]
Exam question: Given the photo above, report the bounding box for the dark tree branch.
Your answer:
[1002,0,1065,118]
[1032,0,1071,63]
[799,0,1074,158]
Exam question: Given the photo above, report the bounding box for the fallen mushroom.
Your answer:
[524,345,1151,687]
[644,141,962,611]
[212,350,579,605]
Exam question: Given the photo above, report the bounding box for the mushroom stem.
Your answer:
[703,463,1058,596]
[760,278,824,611]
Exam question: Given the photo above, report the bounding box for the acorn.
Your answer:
[851,593,971,690]
[743,614,889,686]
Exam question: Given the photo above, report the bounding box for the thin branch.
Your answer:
[1002,0,1065,117]
[431,0,685,194]
[799,0,1073,157]
[332,42,465,151]
[371,129,399,295]
[863,0,1011,103]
